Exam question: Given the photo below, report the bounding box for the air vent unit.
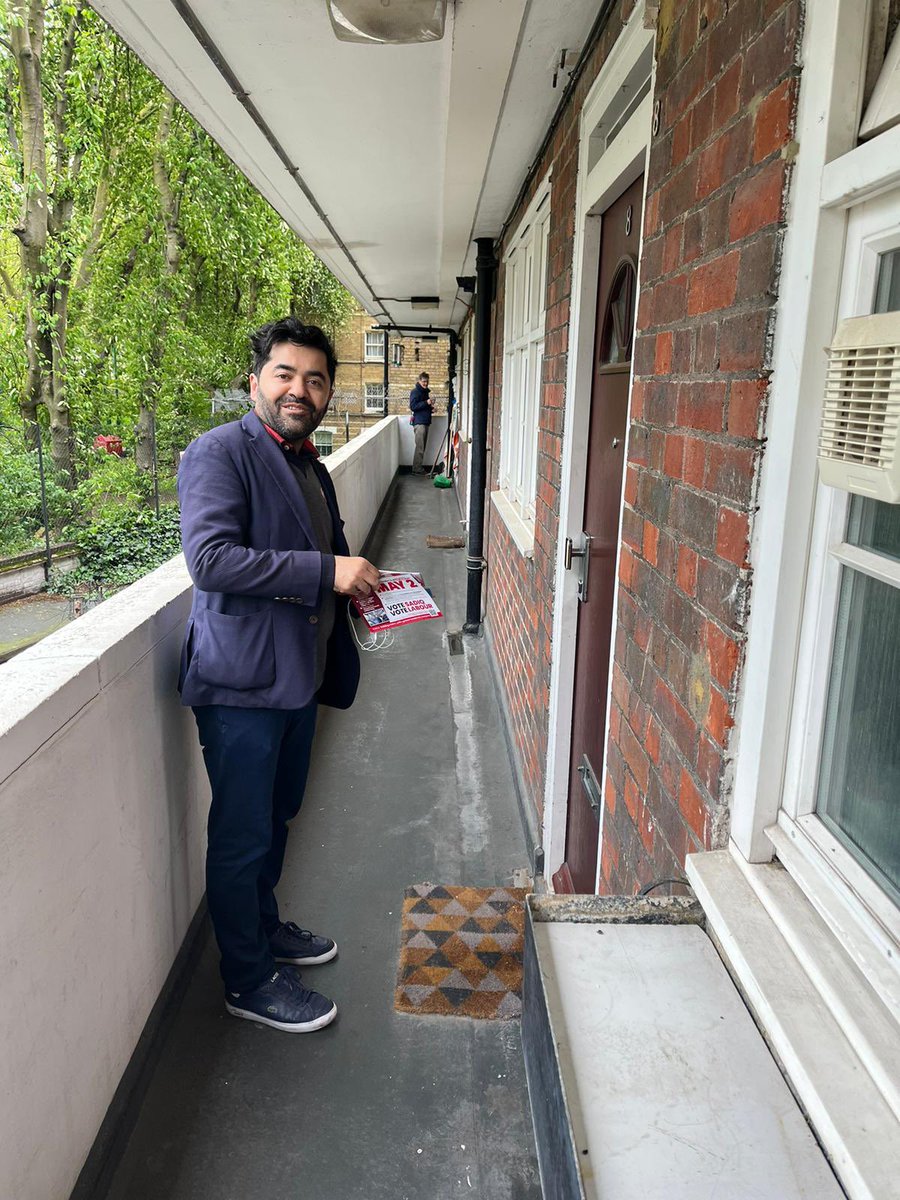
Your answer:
[818,312,900,503]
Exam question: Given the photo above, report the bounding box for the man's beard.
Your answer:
[256,388,324,444]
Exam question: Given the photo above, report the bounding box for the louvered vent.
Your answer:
[818,313,900,504]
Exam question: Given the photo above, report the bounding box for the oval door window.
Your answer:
[599,257,637,367]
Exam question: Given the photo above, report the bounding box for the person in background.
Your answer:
[177,317,379,1034]
[409,371,433,474]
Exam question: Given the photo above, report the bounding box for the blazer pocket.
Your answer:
[196,609,275,690]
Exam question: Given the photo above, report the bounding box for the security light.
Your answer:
[327,0,447,44]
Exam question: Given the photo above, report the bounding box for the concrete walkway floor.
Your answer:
[98,473,542,1200]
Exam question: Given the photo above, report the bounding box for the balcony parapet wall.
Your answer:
[0,414,401,1200]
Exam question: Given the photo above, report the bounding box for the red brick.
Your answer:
[638,802,656,856]
[677,545,699,596]
[716,506,750,565]
[687,250,739,315]
[704,443,756,504]
[619,717,651,792]
[696,735,723,795]
[672,112,692,166]
[682,437,707,488]
[604,774,617,817]
[644,521,660,567]
[663,223,684,274]
[714,58,742,126]
[619,546,636,588]
[651,273,689,325]
[676,381,726,432]
[655,678,698,763]
[664,432,685,478]
[728,377,767,438]
[706,686,733,747]
[624,464,639,507]
[624,774,640,823]
[679,769,709,844]
[753,77,795,162]
[631,379,646,420]
[646,717,661,764]
[702,619,740,688]
[729,159,786,241]
[655,330,674,374]
[718,307,770,372]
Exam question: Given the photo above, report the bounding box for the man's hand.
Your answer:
[333,556,380,599]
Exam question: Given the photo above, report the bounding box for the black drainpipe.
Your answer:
[446,332,458,477]
[382,329,390,418]
[463,236,499,634]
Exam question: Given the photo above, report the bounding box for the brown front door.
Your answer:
[554,175,643,894]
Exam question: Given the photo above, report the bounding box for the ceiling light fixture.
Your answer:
[409,296,441,309]
[326,0,447,44]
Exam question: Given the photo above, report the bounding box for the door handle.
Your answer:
[577,754,602,820]
[563,532,593,602]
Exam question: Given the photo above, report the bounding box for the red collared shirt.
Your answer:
[261,422,319,458]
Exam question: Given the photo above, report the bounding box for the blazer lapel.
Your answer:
[242,410,317,546]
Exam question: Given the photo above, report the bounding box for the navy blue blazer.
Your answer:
[177,410,360,710]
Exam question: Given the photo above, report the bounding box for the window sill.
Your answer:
[490,489,535,559]
[687,848,900,1200]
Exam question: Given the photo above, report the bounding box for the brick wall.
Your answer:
[330,307,450,448]
[482,0,802,891]
[602,0,801,892]
[484,0,639,824]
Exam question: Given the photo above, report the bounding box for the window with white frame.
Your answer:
[364,330,385,361]
[364,382,385,411]
[312,428,334,457]
[497,184,551,536]
[784,194,900,931]
[771,3,900,959]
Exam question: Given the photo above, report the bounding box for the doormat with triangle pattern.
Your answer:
[394,884,527,1019]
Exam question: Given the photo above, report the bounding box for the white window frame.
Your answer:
[364,382,385,412]
[780,195,900,951]
[312,427,334,456]
[492,178,551,555]
[364,330,385,362]
[725,0,900,1046]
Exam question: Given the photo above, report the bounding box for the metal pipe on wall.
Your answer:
[464,236,498,633]
[382,329,390,417]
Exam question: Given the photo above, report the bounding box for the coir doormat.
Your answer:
[394,884,527,1020]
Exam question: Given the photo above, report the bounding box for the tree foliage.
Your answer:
[0,0,353,557]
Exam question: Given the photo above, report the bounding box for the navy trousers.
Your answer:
[193,703,318,994]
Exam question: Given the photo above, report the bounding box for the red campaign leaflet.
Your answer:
[352,571,442,631]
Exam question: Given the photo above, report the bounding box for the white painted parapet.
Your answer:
[326,414,401,553]
[0,416,400,1200]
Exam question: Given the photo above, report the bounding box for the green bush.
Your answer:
[49,504,182,595]
[0,448,77,555]
[73,453,152,519]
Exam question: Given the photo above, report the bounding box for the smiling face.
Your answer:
[250,341,334,445]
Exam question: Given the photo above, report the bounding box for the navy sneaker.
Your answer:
[225,969,337,1033]
[268,921,337,965]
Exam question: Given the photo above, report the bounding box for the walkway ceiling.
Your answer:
[89,0,603,332]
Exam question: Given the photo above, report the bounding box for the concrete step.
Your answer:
[522,894,844,1200]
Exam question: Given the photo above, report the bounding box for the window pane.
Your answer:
[817,568,900,903]
[874,247,900,313]
[847,494,900,562]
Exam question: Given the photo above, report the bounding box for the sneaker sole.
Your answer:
[273,941,338,966]
[224,999,337,1033]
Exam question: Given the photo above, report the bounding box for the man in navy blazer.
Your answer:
[178,317,379,1034]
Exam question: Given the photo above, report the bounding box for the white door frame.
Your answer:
[542,5,654,882]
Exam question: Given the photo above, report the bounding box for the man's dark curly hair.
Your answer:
[250,317,338,385]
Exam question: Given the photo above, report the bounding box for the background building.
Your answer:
[325,306,451,455]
